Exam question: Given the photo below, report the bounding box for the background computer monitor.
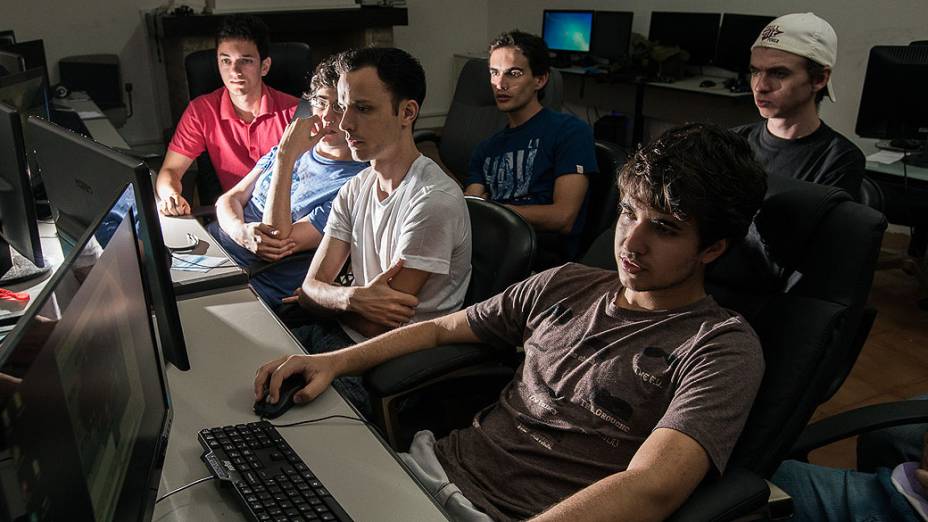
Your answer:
[0,40,49,87]
[542,10,594,54]
[714,13,776,74]
[0,30,14,46]
[0,193,171,522]
[590,11,634,62]
[856,45,928,166]
[0,102,48,286]
[26,117,190,370]
[649,12,722,66]
[0,67,48,121]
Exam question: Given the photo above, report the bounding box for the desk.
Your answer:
[0,222,62,326]
[559,71,760,145]
[55,94,131,150]
[154,287,448,521]
[160,214,248,296]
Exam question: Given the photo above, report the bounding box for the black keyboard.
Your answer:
[199,421,352,521]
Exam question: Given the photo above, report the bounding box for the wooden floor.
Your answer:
[808,231,928,469]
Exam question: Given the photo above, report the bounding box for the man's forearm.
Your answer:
[156,168,184,199]
[215,196,247,242]
[263,152,299,237]
[333,311,472,376]
[297,279,353,317]
[505,203,577,234]
[531,470,678,522]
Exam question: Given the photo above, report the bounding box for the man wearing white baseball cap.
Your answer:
[733,12,865,199]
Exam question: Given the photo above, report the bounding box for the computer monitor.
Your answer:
[856,45,928,167]
[0,31,14,46]
[714,13,776,74]
[0,192,171,521]
[0,102,48,286]
[542,10,594,54]
[0,40,48,87]
[0,67,48,121]
[649,12,722,66]
[590,11,634,62]
[26,117,190,370]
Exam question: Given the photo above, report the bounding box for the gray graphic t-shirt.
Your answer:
[435,263,764,521]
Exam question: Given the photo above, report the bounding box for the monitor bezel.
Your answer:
[0,101,43,268]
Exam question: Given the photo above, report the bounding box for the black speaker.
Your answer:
[58,54,123,110]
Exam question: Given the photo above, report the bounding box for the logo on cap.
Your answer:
[760,25,783,43]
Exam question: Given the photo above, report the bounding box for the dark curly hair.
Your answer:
[308,52,341,96]
[618,123,767,248]
[335,47,426,115]
[216,14,271,61]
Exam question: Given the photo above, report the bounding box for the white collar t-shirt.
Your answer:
[325,154,472,342]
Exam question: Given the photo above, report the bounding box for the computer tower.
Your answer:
[58,54,123,110]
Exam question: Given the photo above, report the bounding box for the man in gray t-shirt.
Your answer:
[255,123,769,521]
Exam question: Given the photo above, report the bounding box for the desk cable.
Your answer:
[268,413,378,431]
[155,475,216,503]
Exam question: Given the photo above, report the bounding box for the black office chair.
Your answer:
[364,196,536,448]
[414,58,564,182]
[577,140,626,256]
[182,42,312,207]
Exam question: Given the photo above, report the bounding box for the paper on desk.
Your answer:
[171,254,231,272]
[867,150,906,164]
[77,110,105,119]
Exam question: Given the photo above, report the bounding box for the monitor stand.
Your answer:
[0,246,51,286]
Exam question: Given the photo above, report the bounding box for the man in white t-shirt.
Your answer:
[282,47,472,416]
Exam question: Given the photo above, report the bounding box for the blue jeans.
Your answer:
[772,460,920,522]
[291,320,373,419]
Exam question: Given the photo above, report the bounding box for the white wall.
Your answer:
[394,0,489,129]
[485,0,928,153]
[6,1,926,151]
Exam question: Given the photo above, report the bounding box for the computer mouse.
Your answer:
[699,80,717,88]
[254,374,308,419]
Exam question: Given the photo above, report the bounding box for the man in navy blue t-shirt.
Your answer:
[464,31,597,265]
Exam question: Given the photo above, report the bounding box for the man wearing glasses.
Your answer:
[209,54,367,308]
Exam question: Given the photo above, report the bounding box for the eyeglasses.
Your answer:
[309,96,344,114]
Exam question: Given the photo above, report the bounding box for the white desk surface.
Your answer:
[154,287,448,521]
[646,75,752,98]
[866,160,928,183]
[159,214,247,291]
[56,95,131,150]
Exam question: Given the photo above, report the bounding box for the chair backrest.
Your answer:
[183,42,312,101]
[463,196,536,306]
[577,140,626,256]
[580,175,887,476]
[0,51,24,75]
[706,175,886,475]
[437,58,565,179]
[859,175,885,213]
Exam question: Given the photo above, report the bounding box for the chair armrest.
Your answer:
[413,129,441,145]
[790,399,928,459]
[667,467,771,522]
[364,342,502,397]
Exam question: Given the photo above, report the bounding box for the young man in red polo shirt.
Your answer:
[156,14,298,216]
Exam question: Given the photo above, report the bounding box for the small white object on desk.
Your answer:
[867,150,906,165]
[171,254,232,272]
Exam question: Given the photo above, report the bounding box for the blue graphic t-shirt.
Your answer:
[465,108,598,210]
[243,146,367,231]
[212,146,366,308]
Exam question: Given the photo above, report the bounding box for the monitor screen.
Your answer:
[26,117,190,371]
[0,102,46,285]
[649,12,722,66]
[590,11,634,62]
[543,10,594,53]
[715,13,776,73]
[0,190,171,522]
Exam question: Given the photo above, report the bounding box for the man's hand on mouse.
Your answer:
[254,353,339,405]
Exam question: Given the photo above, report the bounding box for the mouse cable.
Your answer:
[170,253,237,269]
[270,414,378,431]
[155,475,216,503]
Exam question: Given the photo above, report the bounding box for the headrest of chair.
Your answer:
[707,175,852,298]
[456,59,497,107]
